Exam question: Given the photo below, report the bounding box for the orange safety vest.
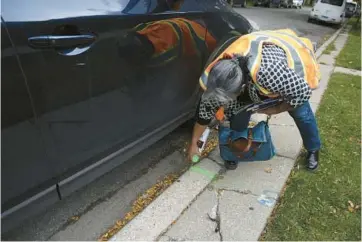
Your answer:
[199,29,321,97]
[134,18,217,66]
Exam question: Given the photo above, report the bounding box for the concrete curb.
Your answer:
[109,25,346,241]
[110,158,222,241]
[315,24,346,59]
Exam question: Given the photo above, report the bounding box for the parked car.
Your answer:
[253,0,282,7]
[1,0,254,234]
[308,0,346,25]
[345,0,357,18]
[227,0,247,7]
[292,0,304,8]
[281,0,294,8]
[356,4,361,17]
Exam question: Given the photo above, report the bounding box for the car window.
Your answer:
[149,0,201,13]
[321,0,344,6]
[121,0,153,14]
[2,0,153,22]
[346,2,356,10]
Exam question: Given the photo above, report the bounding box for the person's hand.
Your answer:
[188,143,200,162]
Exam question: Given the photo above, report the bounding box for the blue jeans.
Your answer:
[230,101,321,152]
[288,101,321,152]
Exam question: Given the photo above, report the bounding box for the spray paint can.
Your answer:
[192,127,211,163]
[192,107,224,163]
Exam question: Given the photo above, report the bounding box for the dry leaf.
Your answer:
[70,216,80,221]
[347,201,360,212]
[98,173,179,240]
[348,200,355,208]
[348,206,354,212]
[264,167,272,173]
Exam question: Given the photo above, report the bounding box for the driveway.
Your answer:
[1,6,339,241]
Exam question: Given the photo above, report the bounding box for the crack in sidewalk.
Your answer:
[206,156,224,167]
[218,188,259,197]
[157,168,226,241]
[209,187,257,241]
[214,190,223,241]
[275,153,296,160]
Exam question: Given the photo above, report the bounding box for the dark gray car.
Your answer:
[1,0,253,234]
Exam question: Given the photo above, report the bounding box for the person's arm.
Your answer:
[188,97,219,160]
[191,123,208,143]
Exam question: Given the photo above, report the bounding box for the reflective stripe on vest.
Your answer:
[134,18,216,67]
[199,29,321,97]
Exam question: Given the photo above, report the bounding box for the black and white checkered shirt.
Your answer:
[197,44,312,125]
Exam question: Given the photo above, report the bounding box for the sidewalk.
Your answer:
[110,24,355,241]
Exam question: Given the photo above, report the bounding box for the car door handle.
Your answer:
[28,34,96,49]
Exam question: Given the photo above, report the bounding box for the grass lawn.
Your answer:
[261,73,361,241]
[335,21,361,70]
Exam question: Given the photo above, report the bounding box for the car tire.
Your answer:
[307,17,313,23]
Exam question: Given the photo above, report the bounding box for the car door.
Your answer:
[1,18,59,232]
[2,0,214,199]
[1,0,96,194]
[85,0,217,157]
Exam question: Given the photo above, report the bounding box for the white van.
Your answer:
[308,0,346,24]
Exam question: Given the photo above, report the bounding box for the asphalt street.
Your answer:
[2,6,338,241]
[235,6,338,47]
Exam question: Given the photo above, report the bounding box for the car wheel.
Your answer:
[308,17,313,23]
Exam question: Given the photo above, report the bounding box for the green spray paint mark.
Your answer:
[190,166,217,180]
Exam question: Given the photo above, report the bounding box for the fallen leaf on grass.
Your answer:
[348,200,355,207]
[347,200,360,213]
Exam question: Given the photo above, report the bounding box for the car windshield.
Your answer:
[321,0,344,6]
